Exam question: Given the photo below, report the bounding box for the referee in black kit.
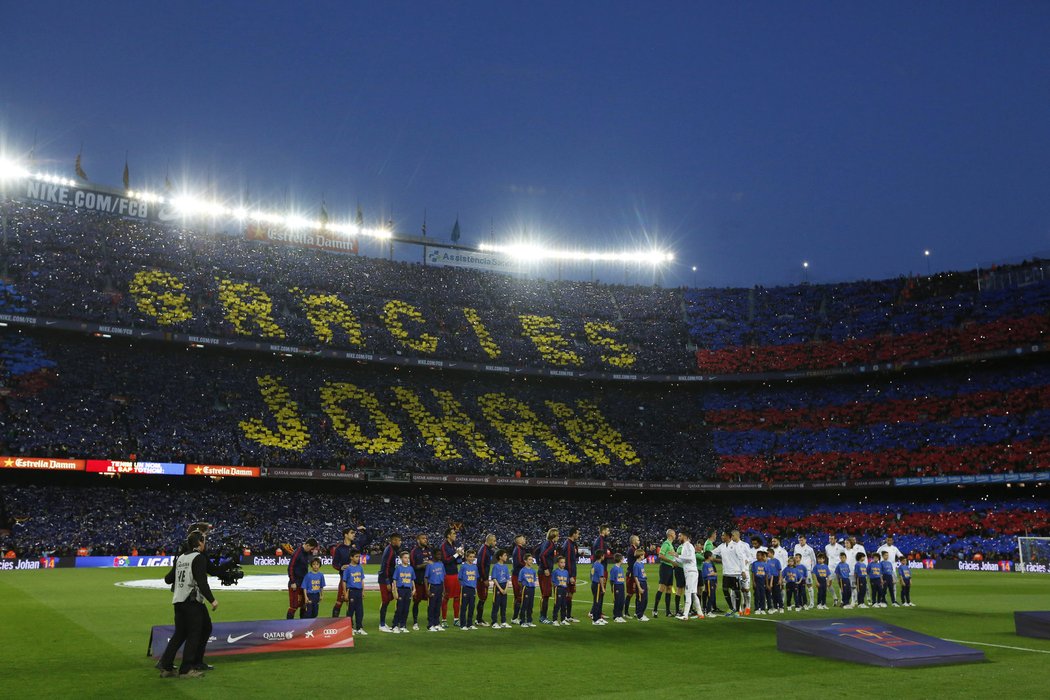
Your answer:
[157,531,219,678]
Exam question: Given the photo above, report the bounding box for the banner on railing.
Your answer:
[86,460,184,476]
[0,455,85,471]
[185,464,260,478]
[148,617,354,658]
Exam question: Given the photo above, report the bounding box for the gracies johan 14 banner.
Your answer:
[148,618,354,658]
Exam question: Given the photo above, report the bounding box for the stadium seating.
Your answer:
[0,202,691,374]
[732,499,1049,560]
[0,328,716,480]
[688,272,1050,374]
[705,361,1050,482]
[2,201,1050,489]
[1,483,1042,562]
[3,201,1050,377]
[3,328,1050,483]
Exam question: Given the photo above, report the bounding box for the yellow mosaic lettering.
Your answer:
[291,289,365,346]
[239,375,310,450]
[382,300,438,353]
[584,321,636,368]
[128,269,193,325]
[546,399,640,465]
[519,315,582,366]
[463,307,501,359]
[392,386,497,461]
[320,382,403,454]
[478,392,579,463]
[215,277,286,338]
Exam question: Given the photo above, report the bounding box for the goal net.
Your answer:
[1017,537,1050,574]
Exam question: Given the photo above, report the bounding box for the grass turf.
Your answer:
[1,565,1049,697]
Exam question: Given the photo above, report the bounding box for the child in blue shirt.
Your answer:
[458,550,480,630]
[867,557,884,608]
[518,555,538,627]
[812,554,832,609]
[610,553,627,622]
[701,551,719,615]
[551,556,570,625]
[794,557,809,610]
[836,553,852,608]
[302,558,326,619]
[590,559,606,625]
[897,558,913,606]
[425,555,447,631]
[782,558,799,611]
[490,550,511,628]
[853,553,868,607]
[766,551,783,613]
[633,550,650,621]
[880,552,898,606]
[341,551,367,633]
[393,552,415,632]
[750,550,770,614]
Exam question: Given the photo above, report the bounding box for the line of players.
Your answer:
[705,531,916,617]
[646,530,917,619]
[284,526,917,634]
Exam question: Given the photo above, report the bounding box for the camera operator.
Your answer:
[157,531,218,679]
[187,522,221,575]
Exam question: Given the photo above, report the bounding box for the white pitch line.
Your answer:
[944,639,1050,655]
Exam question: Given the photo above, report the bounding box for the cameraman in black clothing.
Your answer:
[157,531,218,678]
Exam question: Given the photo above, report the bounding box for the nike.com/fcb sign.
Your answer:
[148,618,354,658]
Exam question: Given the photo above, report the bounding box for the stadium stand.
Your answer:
[2,328,1050,483]
[0,201,691,374]
[1,200,1050,566]
[1,482,1044,562]
[2,200,1050,377]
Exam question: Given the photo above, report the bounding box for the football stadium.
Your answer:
[2,4,1050,698]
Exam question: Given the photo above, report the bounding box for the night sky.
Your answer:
[2,2,1049,287]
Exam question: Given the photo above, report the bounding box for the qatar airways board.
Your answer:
[149,618,354,658]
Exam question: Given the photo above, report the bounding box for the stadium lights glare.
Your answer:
[0,157,31,180]
[0,156,394,241]
[478,242,674,264]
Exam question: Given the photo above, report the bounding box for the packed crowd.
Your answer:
[688,275,1050,374]
[4,327,1050,483]
[1,482,1043,561]
[732,498,1050,560]
[3,200,1050,377]
[0,201,690,373]
[0,329,715,480]
[686,271,1050,351]
[704,360,1050,483]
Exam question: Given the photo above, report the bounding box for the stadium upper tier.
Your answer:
[2,328,1049,483]
[1,200,1049,377]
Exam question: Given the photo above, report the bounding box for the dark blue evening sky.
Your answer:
[2,2,1049,287]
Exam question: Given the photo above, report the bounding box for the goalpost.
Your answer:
[1016,537,1050,574]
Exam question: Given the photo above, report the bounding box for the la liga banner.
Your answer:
[148,617,354,658]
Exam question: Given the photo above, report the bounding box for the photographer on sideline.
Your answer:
[157,531,218,679]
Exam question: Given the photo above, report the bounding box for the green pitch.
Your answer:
[2,565,1049,698]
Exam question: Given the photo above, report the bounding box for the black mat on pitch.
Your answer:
[1015,611,1050,640]
[777,617,985,667]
